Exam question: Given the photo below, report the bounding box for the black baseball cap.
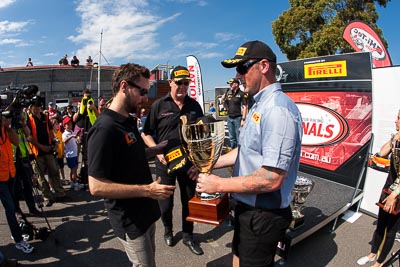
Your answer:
[221,40,277,68]
[227,78,240,84]
[170,66,190,81]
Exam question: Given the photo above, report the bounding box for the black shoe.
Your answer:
[164,233,174,246]
[44,199,54,207]
[183,239,204,255]
[28,209,42,217]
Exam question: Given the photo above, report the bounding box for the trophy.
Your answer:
[181,117,229,226]
[290,176,315,230]
[376,140,400,215]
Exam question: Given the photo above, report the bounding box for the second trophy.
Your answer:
[181,116,229,226]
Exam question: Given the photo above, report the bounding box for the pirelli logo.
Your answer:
[165,148,183,163]
[304,61,347,79]
[173,70,190,77]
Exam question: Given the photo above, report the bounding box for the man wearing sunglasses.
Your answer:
[222,77,249,149]
[88,63,176,267]
[196,40,303,267]
[141,66,205,255]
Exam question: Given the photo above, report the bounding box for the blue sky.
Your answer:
[0,0,398,101]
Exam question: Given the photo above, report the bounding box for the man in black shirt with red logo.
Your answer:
[88,63,175,267]
[223,78,249,148]
[141,66,204,255]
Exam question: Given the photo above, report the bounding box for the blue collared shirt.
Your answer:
[231,83,303,209]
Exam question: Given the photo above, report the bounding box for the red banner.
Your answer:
[343,20,392,68]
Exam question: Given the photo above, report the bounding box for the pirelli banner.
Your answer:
[279,52,372,187]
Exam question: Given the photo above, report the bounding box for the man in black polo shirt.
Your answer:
[88,63,175,267]
[141,66,204,255]
[222,78,249,148]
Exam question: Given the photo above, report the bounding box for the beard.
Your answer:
[123,92,139,114]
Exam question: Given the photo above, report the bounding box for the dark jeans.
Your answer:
[227,116,241,149]
[0,181,23,243]
[155,159,196,240]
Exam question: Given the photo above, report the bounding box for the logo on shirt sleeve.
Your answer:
[252,112,261,124]
[125,132,137,145]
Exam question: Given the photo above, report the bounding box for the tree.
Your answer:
[272,0,391,60]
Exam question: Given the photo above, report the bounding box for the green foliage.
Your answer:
[272,0,390,60]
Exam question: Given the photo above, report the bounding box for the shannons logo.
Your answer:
[297,103,349,146]
[304,61,347,79]
[349,27,385,60]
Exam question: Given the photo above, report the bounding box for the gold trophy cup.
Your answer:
[181,119,229,226]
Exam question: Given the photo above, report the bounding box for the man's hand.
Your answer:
[157,154,167,165]
[187,166,199,181]
[147,177,175,200]
[197,173,221,194]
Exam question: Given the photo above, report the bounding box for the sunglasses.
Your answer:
[174,80,190,86]
[236,59,262,75]
[126,81,148,96]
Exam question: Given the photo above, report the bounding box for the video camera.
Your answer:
[0,84,40,129]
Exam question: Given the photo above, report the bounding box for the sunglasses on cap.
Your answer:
[236,59,262,75]
[126,81,148,96]
[174,80,190,86]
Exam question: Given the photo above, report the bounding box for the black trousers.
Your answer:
[155,159,196,240]
[12,156,37,213]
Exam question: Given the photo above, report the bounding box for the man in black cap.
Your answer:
[141,65,205,255]
[197,40,303,266]
[222,77,249,149]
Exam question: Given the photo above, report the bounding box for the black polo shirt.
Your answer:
[143,93,204,142]
[87,109,160,239]
[225,89,248,118]
[27,113,52,156]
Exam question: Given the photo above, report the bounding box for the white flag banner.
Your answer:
[186,55,205,112]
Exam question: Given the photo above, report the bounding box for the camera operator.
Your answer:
[26,101,66,207]
[12,111,41,216]
[0,115,35,254]
[73,89,98,186]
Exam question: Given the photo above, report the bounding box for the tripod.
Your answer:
[382,247,400,267]
[16,128,52,231]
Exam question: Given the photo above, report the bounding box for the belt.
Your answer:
[237,201,289,213]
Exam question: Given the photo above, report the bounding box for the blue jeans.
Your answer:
[0,181,23,243]
[227,116,242,149]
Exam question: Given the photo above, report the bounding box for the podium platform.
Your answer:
[276,171,364,261]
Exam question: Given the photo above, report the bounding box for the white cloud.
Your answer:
[69,0,181,64]
[0,20,31,35]
[214,32,241,42]
[0,38,21,45]
[0,0,15,9]
[167,0,207,7]
[199,52,223,59]
[43,52,56,57]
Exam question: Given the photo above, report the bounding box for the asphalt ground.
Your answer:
[1,163,400,267]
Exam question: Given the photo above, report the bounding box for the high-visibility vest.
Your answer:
[0,126,16,181]
[28,113,51,157]
[12,128,33,159]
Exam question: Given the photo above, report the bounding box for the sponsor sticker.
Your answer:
[165,148,183,163]
[174,70,190,77]
[252,112,261,123]
[236,47,247,56]
[124,132,137,145]
[304,61,347,79]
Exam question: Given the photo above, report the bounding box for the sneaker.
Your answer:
[396,232,400,242]
[74,182,85,191]
[15,240,34,254]
[357,255,376,265]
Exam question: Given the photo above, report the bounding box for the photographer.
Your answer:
[12,111,41,216]
[0,116,35,254]
[73,89,98,185]
[27,101,66,206]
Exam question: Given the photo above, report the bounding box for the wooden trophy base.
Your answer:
[186,193,229,226]
[376,188,400,215]
[289,217,305,231]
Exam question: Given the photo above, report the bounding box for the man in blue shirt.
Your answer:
[197,40,303,267]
